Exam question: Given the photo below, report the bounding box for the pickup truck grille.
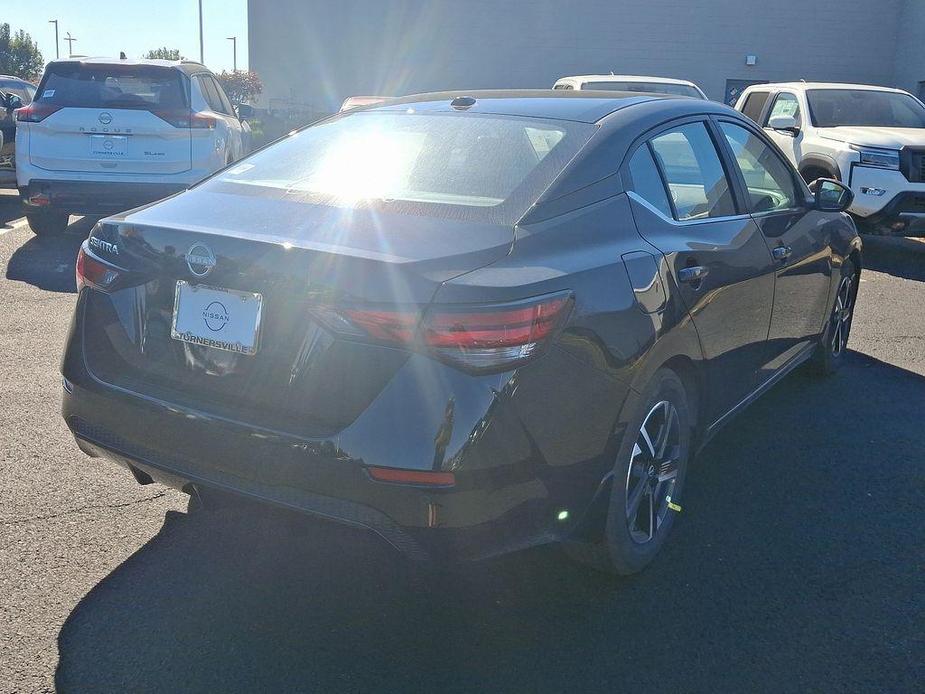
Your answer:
[902,151,925,182]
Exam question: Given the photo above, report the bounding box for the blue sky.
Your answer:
[4,0,248,73]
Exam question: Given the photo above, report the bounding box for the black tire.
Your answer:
[811,259,858,376]
[565,368,693,575]
[800,167,834,186]
[26,210,70,236]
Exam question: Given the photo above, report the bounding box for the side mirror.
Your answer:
[2,93,22,111]
[768,114,799,134]
[235,103,255,120]
[810,178,854,213]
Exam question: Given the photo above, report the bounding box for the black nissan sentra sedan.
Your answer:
[62,91,861,574]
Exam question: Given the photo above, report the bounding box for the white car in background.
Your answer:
[553,74,707,99]
[15,58,252,235]
[735,81,925,236]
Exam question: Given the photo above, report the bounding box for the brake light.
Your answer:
[76,245,120,292]
[152,109,216,129]
[15,103,62,123]
[313,292,572,372]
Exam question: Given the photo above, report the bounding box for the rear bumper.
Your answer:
[20,179,187,215]
[62,378,590,562]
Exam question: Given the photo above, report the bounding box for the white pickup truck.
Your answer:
[735,82,925,236]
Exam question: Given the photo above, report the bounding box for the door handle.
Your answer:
[678,265,709,284]
[772,245,792,261]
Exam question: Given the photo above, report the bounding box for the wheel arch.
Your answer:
[799,154,841,182]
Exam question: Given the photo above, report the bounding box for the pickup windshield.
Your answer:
[807,89,925,128]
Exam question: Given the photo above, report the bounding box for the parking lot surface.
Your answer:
[0,191,922,692]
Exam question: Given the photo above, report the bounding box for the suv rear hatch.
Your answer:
[24,62,192,175]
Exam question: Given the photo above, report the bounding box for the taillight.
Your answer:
[15,103,62,123]
[152,109,216,129]
[312,292,572,373]
[423,295,572,371]
[76,245,120,292]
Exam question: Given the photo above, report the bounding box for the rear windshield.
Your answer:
[206,111,595,224]
[35,64,187,110]
[0,80,35,104]
[807,89,925,128]
[583,81,702,98]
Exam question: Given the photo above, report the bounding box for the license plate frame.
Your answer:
[89,134,127,157]
[170,281,263,355]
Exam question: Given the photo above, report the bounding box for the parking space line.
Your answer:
[1,217,29,235]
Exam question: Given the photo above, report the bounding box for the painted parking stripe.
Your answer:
[0,217,29,235]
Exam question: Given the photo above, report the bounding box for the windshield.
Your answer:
[807,89,925,128]
[583,81,702,98]
[0,80,35,104]
[35,64,187,110]
[206,110,594,223]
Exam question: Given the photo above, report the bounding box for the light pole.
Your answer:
[227,36,237,71]
[64,32,77,58]
[198,0,204,64]
[48,20,59,59]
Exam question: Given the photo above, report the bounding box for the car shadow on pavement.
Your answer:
[5,217,95,293]
[860,235,925,282]
[54,351,922,693]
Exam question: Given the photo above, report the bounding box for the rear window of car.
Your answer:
[583,81,702,98]
[0,80,35,104]
[207,111,595,224]
[34,64,187,110]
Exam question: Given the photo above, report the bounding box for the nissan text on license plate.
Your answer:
[171,281,263,355]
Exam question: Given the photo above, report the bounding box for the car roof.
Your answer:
[368,89,678,123]
[557,74,698,87]
[43,57,210,76]
[747,81,909,94]
[0,75,33,84]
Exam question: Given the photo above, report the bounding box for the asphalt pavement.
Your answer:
[0,190,922,692]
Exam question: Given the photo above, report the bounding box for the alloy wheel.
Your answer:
[625,400,681,544]
[830,274,854,357]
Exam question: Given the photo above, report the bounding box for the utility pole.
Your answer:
[198,0,204,64]
[48,20,59,59]
[227,36,237,71]
[64,32,77,58]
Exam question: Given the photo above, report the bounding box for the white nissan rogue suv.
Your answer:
[15,58,252,235]
[735,82,925,236]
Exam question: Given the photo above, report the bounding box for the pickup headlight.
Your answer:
[851,145,900,170]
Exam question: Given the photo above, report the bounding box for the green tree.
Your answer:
[0,24,44,82]
[216,70,263,105]
[143,47,184,61]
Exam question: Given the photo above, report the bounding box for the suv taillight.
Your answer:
[152,109,217,129]
[76,245,120,292]
[312,292,573,373]
[15,103,62,123]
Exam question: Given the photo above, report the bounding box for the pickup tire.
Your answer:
[800,165,839,186]
[26,210,70,236]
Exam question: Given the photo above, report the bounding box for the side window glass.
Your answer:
[649,123,736,220]
[627,145,673,218]
[211,76,234,115]
[766,93,801,126]
[720,122,800,212]
[741,91,770,122]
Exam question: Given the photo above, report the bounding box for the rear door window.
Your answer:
[649,122,736,220]
[627,145,673,218]
[740,91,770,122]
[35,64,187,110]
